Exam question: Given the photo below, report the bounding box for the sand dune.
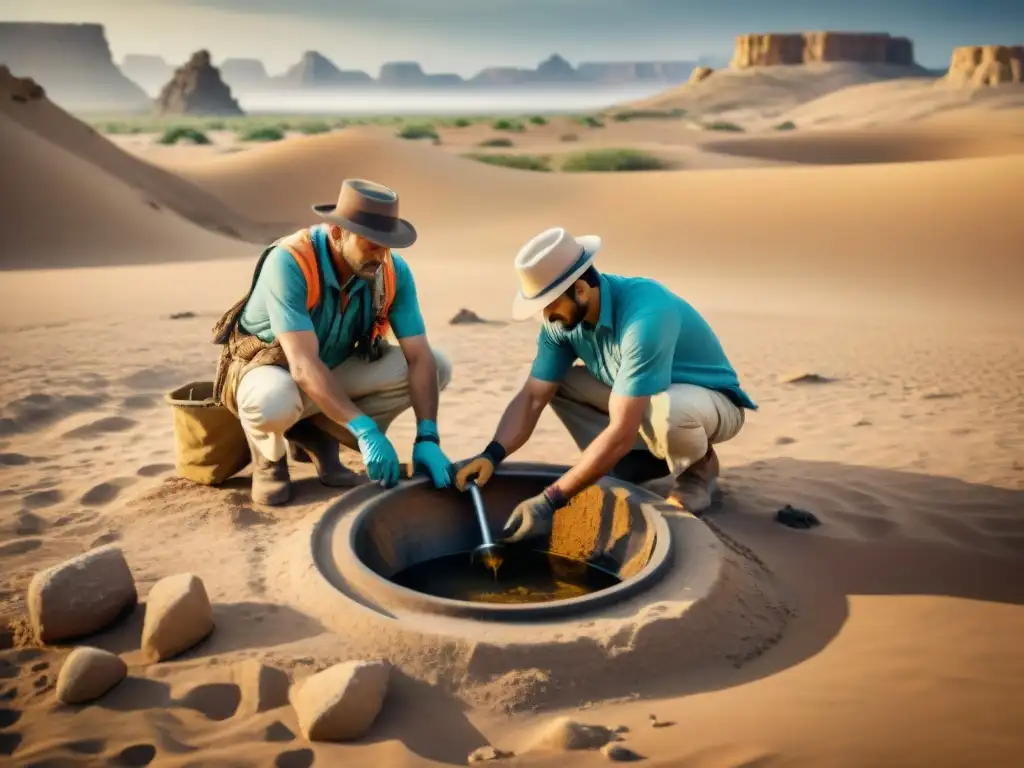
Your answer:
[154,126,1024,316]
[627,62,936,120]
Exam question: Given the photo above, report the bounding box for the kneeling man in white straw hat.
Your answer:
[455,227,757,542]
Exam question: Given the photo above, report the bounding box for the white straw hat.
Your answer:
[511,227,602,320]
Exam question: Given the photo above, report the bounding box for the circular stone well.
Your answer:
[344,465,672,618]
[290,462,792,713]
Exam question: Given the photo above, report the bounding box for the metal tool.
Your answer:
[466,481,504,568]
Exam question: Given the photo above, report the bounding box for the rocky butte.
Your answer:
[154,50,244,116]
[120,54,174,95]
[944,45,1023,86]
[277,51,372,87]
[730,31,916,68]
[0,22,150,112]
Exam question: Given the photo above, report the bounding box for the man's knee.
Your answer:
[236,366,303,433]
[433,347,453,391]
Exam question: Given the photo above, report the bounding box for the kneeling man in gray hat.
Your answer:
[455,226,756,542]
[212,179,454,505]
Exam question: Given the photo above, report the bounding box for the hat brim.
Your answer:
[312,204,418,249]
[511,235,602,321]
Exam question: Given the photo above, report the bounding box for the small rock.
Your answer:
[168,311,196,320]
[233,659,290,716]
[27,545,137,643]
[774,436,797,445]
[56,647,127,704]
[779,371,833,385]
[291,660,390,741]
[853,418,872,427]
[527,717,619,751]
[613,725,629,734]
[449,308,486,325]
[468,745,515,763]
[775,504,820,529]
[602,743,644,762]
[141,573,214,662]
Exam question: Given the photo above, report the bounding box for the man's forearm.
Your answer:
[407,353,439,425]
[294,362,364,427]
[491,390,545,457]
[551,426,635,498]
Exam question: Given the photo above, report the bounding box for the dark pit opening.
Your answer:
[347,466,669,615]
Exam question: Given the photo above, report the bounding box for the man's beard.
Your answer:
[340,240,382,281]
[557,295,588,331]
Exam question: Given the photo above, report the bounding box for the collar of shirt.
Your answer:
[594,272,615,332]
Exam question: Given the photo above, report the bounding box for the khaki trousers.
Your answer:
[550,365,745,477]
[236,343,452,461]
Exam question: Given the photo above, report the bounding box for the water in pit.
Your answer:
[390,549,620,604]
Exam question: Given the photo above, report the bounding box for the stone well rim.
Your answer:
[314,462,675,620]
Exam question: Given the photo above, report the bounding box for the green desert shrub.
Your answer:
[528,115,547,125]
[576,115,604,128]
[296,120,332,135]
[704,120,744,132]
[478,137,514,147]
[237,125,286,142]
[464,153,551,171]
[396,123,439,140]
[156,126,211,145]
[451,117,473,127]
[491,118,525,132]
[561,148,665,172]
[613,108,687,121]
[774,120,797,131]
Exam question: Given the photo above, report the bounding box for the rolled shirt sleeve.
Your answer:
[529,325,577,383]
[611,311,680,398]
[387,254,427,339]
[263,247,315,337]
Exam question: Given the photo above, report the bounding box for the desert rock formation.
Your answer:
[689,66,715,84]
[120,54,174,95]
[278,51,372,86]
[731,32,915,68]
[0,22,150,112]
[1,66,46,103]
[219,58,270,89]
[155,50,244,116]
[945,45,1023,86]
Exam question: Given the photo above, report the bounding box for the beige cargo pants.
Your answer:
[235,343,452,461]
[550,364,745,478]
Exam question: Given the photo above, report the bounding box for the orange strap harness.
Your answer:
[275,227,397,346]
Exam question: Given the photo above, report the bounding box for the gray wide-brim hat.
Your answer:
[511,226,602,320]
[312,178,417,249]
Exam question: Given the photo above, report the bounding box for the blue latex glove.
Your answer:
[411,419,453,489]
[347,415,401,488]
[502,491,558,543]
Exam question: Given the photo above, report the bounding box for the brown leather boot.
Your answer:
[247,436,292,506]
[284,418,360,488]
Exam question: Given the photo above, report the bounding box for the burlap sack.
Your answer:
[166,381,250,485]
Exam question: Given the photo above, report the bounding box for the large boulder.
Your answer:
[154,49,244,116]
[55,646,127,704]
[730,32,915,68]
[945,45,1023,86]
[290,660,390,741]
[27,545,137,643]
[140,573,214,662]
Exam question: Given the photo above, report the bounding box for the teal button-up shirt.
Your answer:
[239,224,425,369]
[530,273,756,409]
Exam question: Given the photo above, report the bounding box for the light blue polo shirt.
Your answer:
[530,273,757,409]
[238,225,426,369]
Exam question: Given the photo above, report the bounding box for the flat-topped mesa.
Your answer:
[945,45,1023,86]
[155,49,244,116]
[731,32,915,68]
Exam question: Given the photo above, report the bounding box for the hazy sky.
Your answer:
[4,0,1022,75]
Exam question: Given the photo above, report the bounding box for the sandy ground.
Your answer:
[1,65,1023,767]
